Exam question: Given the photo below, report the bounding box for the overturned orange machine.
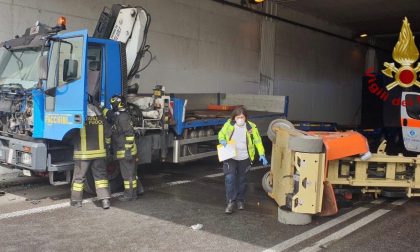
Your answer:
[262,119,420,225]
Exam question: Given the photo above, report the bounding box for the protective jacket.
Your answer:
[71,104,110,202]
[73,104,106,160]
[103,108,137,160]
[218,119,265,161]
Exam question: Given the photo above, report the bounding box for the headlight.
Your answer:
[20,152,32,165]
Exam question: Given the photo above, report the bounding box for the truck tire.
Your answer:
[278,206,312,225]
[262,171,273,193]
[267,119,294,142]
[84,161,124,195]
[288,135,323,153]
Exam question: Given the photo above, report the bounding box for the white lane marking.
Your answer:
[263,207,369,252]
[300,209,390,252]
[0,167,267,221]
[371,199,386,204]
[0,202,70,220]
[204,173,224,178]
[204,165,268,178]
[0,192,123,220]
[391,199,408,206]
[166,180,191,186]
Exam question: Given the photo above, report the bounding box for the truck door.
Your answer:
[401,92,420,152]
[39,30,88,140]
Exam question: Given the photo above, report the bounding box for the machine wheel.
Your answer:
[267,119,295,142]
[288,135,323,153]
[278,206,312,225]
[84,161,124,195]
[262,171,273,193]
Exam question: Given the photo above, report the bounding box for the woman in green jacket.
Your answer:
[218,107,268,214]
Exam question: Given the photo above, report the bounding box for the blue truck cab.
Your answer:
[33,30,124,140]
[0,21,126,185]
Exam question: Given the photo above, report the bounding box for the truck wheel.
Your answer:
[288,135,323,153]
[278,206,312,225]
[267,119,294,142]
[84,161,124,195]
[262,171,273,193]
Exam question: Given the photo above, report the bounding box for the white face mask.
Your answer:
[236,118,245,126]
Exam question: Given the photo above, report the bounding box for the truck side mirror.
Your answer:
[63,59,78,82]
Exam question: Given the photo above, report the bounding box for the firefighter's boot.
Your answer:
[137,179,145,195]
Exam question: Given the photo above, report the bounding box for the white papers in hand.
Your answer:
[217,140,236,162]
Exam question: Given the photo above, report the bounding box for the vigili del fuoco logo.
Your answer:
[365,17,420,106]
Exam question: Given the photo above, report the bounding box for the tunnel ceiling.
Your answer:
[274,0,420,36]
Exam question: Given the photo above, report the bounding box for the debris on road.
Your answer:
[190,224,203,230]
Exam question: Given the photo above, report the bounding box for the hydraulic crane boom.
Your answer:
[93,4,151,81]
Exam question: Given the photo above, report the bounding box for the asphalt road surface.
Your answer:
[0,159,419,251]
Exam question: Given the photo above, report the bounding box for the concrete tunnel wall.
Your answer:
[0,0,366,125]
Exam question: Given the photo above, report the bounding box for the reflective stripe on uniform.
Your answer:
[125,144,133,149]
[131,144,137,155]
[105,138,111,144]
[95,180,109,189]
[80,127,87,152]
[74,149,106,159]
[98,124,104,150]
[116,144,137,159]
[126,136,135,142]
[124,180,137,189]
[72,182,84,192]
[117,150,125,159]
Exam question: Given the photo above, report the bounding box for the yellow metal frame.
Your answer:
[292,152,325,214]
[327,153,420,196]
[269,128,420,216]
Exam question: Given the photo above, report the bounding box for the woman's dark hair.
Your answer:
[230,106,248,121]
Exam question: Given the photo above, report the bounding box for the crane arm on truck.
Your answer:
[93,4,152,83]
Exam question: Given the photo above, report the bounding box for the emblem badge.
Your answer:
[382,17,420,90]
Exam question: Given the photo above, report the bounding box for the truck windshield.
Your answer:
[0,47,42,89]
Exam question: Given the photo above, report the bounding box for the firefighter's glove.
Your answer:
[220,140,227,147]
[259,155,269,166]
[125,149,132,159]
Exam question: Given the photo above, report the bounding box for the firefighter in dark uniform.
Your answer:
[103,95,144,201]
[70,103,111,209]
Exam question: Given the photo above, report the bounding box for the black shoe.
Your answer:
[119,195,137,202]
[137,182,145,196]
[237,201,245,210]
[102,199,111,209]
[225,202,235,214]
[70,200,82,207]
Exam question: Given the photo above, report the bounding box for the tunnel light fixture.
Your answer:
[249,0,265,4]
[360,33,368,38]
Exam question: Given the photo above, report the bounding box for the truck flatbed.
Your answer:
[175,109,284,136]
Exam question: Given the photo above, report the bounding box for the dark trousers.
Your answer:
[119,158,138,199]
[223,158,251,203]
[71,159,110,201]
